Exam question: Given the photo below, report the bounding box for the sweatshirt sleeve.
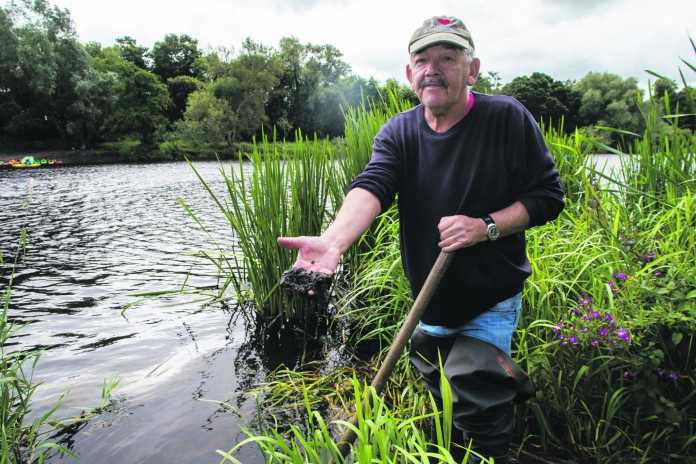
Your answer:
[349,117,402,213]
[510,103,565,227]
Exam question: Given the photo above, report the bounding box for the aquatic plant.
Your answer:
[219,373,487,464]
[187,131,335,324]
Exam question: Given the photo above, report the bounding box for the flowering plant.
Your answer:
[552,292,630,350]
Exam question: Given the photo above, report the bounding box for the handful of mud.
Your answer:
[279,268,333,302]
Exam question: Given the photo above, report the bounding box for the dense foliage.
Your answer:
[2,0,694,159]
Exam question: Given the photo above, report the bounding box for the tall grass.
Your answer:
[188,131,334,323]
[218,373,486,464]
[541,120,594,203]
[618,94,696,205]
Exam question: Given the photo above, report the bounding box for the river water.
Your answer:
[0,162,268,464]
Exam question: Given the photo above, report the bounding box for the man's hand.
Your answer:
[437,214,487,252]
[277,236,341,275]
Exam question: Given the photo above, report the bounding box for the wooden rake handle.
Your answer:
[335,250,454,458]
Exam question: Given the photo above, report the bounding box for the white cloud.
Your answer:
[48,0,695,86]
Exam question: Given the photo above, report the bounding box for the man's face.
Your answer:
[406,44,480,116]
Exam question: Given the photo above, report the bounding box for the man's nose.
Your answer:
[424,63,441,76]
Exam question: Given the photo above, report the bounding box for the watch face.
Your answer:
[487,223,500,240]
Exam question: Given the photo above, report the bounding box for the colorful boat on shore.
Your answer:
[0,156,63,169]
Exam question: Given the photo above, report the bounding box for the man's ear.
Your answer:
[468,57,481,86]
[406,64,413,84]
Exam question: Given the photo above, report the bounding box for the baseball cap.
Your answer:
[409,16,475,55]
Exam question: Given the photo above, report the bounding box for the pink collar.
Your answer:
[463,91,475,117]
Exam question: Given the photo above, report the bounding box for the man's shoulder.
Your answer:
[379,105,421,136]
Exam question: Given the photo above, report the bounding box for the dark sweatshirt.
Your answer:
[350,92,565,326]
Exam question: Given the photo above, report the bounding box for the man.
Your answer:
[278,16,564,463]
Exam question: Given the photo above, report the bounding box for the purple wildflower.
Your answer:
[643,251,656,263]
[561,340,568,347]
[668,371,680,382]
[604,312,614,323]
[582,314,591,321]
[552,322,562,334]
[592,310,601,320]
[591,339,599,347]
[623,371,631,380]
[654,270,665,278]
[598,327,609,337]
[570,335,578,345]
[613,272,629,282]
[572,308,582,317]
[579,294,592,307]
[617,328,630,342]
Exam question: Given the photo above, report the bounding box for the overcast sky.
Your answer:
[48,0,695,87]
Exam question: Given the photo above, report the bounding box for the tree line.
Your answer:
[1,0,693,158]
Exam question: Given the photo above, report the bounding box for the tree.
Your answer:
[266,37,351,137]
[675,87,696,131]
[150,33,203,82]
[472,71,502,95]
[383,78,418,107]
[502,73,581,131]
[93,48,171,145]
[574,72,643,139]
[65,67,119,147]
[178,41,280,146]
[0,0,91,144]
[0,7,19,140]
[176,86,234,148]
[167,75,203,121]
[115,35,148,69]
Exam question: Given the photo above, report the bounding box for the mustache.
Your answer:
[420,78,448,88]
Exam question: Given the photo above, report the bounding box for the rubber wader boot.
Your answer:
[410,330,534,464]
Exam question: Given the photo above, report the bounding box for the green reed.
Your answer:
[541,120,595,203]
[219,373,487,464]
[189,131,334,321]
[614,93,696,204]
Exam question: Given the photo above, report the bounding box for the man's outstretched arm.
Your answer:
[277,187,382,275]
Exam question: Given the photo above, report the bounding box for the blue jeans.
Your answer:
[417,292,522,356]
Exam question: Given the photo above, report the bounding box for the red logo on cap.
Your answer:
[437,18,451,25]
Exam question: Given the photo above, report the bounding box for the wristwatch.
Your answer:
[483,215,500,241]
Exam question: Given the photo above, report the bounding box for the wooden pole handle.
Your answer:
[335,251,454,458]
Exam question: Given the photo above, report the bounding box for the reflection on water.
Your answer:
[0,161,273,463]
